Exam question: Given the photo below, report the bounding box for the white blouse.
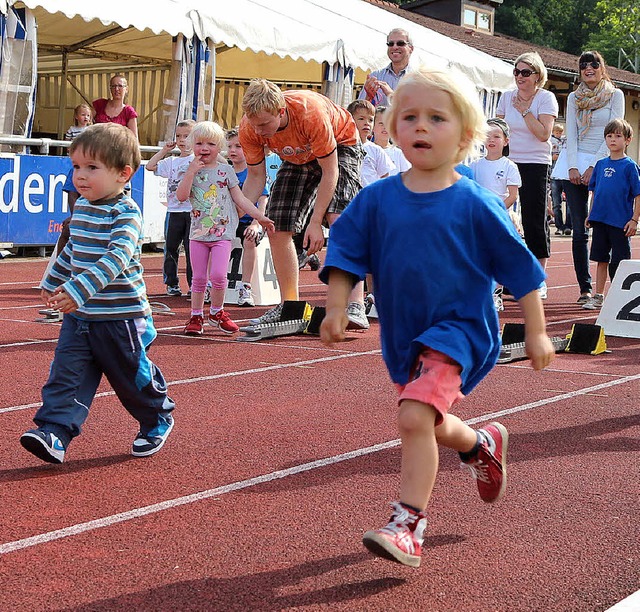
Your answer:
[496,88,559,165]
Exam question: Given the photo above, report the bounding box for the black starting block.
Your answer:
[497,322,607,363]
[237,300,325,342]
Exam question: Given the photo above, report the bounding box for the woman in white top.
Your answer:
[497,52,558,298]
[557,51,625,303]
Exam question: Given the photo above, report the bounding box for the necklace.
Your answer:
[516,91,536,103]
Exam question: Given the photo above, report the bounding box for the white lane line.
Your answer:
[606,590,640,611]
[2,372,639,555]
[0,349,382,415]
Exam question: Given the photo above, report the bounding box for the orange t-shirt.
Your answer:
[239,90,357,166]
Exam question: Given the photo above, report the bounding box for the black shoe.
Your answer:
[20,429,66,463]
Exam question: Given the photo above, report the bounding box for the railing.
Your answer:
[0,135,163,155]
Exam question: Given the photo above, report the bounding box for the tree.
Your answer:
[586,0,640,71]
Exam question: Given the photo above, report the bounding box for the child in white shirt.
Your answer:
[372,105,411,175]
[346,99,395,187]
[470,118,522,311]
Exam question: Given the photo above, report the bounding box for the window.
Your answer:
[463,6,493,32]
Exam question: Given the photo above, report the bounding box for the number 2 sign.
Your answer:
[597,260,640,338]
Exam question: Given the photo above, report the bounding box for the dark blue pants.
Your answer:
[35,315,175,446]
[163,211,192,288]
[562,181,592,294]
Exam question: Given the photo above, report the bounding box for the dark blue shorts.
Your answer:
[589,221,631,264]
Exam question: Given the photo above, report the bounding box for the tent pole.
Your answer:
[57,49,69,141]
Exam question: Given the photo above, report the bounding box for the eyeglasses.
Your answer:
[386,40,409,47]
[579,60,601,70]
[110,84,126,89]
[513,68,537,78]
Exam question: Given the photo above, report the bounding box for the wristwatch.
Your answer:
[521,109,531,117]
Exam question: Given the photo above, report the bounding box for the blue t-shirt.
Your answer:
[588,156,640,229]
[320,174,545,393]
[236,167,269,223]
[455,163,474,180]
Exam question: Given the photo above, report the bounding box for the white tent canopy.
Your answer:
[14,0,513,91]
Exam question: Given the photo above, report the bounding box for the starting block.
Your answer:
[35,308,63,324]
[237,300,325,342]
[497,322,607,363]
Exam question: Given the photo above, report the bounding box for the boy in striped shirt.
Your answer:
[20,124,175,464]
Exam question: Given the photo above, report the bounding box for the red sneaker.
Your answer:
[184,314,204,336]
[362,502,427,568]
[462,422,508,503]
[208,309,239,334]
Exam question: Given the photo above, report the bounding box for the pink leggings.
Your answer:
[189,239,232,293]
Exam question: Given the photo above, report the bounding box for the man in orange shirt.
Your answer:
[240,79,365,326]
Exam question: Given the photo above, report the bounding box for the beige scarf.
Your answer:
[574,79,615,138]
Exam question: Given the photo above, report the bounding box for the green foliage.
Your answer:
[495,0,599,56]
[586,0,639,71]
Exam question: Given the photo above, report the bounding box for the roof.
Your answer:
[365,0,640,92]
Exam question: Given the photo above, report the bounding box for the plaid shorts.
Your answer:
[267,144,363,233]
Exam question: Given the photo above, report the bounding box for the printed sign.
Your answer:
[597,259,640,338]
[0,154,162,246]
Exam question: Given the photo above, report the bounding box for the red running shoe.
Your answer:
[462,421,508,503]
[184,314,204,336]
[362,501,427,568]
[208,309,239,334]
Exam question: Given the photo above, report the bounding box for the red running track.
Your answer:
[0,236,639,611]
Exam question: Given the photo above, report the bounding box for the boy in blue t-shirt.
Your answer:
[584,118,640,310]
[320,68,555,568]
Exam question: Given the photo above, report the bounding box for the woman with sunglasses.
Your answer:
[92,74,139,139]
[555,51,624,303]
[497,52,558,299]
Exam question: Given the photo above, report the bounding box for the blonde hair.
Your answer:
[514,52,548,88]
[188,121,226,148]
[73,103,93,126]
[242,79,285,117]
[385,68,487,163]
[69,123,141,173]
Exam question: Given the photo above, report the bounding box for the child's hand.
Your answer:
[48,289,79,314]
[163,141,176,154]
[188,156,206,174]
[525,332,555,371]
[258,216,275,235]
[624,219,638,237]
[41,289,53,304]
[243,221,263,243]
[320,308,349,347]
[303,220,325,255]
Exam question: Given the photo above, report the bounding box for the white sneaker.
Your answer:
[346,302,370,330]
[582,293,604,310]
[237,283,255,307]
[538,282,548,300]
[249,303,284,325]
[493,287,504,312]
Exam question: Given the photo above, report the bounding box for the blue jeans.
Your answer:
[36,315,175,445]
[562,180,592,294]
[550,179,570,231]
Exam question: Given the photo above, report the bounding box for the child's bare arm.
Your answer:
[320,269,354,346]
[504,185,518,209]
[146,141,175,172]
[176,157,204,202]
[624,194,640,237]
[230,185,275,234]
[517,289,555,370]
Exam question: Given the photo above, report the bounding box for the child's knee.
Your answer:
[398,401,438,436]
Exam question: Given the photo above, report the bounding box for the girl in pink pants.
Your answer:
[176,121,274,336]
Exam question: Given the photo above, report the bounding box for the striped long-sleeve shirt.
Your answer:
[41,194,151,320]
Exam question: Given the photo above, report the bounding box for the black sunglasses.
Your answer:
[513,68,537,78]
[387,40,408,47]
[580,60,601,70]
